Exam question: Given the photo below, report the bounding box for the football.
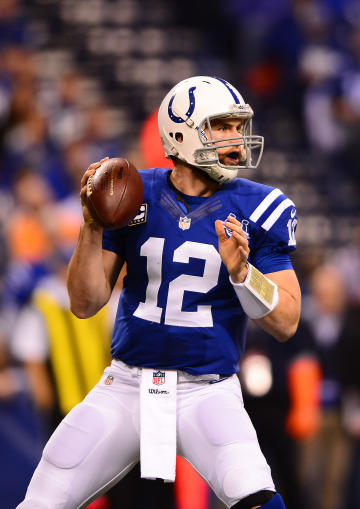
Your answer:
[86,157,144,230]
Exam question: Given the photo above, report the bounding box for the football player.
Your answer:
[18,76,301,509]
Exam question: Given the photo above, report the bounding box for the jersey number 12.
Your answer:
[133,237,221,327]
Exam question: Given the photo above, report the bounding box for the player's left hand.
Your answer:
[215,216,249,283]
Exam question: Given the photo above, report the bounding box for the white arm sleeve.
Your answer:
[230,263,279,319]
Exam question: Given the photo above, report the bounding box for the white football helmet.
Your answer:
[158,76,264,183]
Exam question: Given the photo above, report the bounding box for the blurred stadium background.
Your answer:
[1,0,360,508]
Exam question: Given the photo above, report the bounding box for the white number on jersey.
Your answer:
[133,237,164,323]
[133,238,222,327]
[287,218,297,246]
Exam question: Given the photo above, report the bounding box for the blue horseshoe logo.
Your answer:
[168,86,196,123]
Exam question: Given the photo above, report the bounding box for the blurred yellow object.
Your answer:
[34,291,110,415]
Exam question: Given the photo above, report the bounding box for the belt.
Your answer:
[112,359,234,383]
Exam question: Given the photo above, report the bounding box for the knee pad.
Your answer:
[261,494,286,508]
[232,491,286,509]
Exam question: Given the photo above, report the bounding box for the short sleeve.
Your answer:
[250,202,297,274]
[102,229,126,258]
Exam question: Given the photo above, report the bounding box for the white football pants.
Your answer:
[17,359,275,509]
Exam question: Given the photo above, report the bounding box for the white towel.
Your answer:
[140,368,177,482]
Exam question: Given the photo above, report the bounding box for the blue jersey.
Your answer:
[102,168,297,375]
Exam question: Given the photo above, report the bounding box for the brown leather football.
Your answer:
[86,157,143,230]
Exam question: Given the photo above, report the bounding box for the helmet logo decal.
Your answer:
[199,129,208,142]
[168,86,196,123]
[214,77,240,105]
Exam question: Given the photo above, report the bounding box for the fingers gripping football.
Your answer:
[80,157,109,226]
[215,216,249,283]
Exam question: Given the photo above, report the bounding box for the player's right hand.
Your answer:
[80,157,109,225]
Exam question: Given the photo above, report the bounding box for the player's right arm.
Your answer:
[67,159,124,319]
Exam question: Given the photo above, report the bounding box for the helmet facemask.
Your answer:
[194,111,263,172]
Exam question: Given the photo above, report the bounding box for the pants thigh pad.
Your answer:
[43,403,104,469]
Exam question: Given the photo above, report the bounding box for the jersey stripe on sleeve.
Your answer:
[261,198,295,231]
[249,188,283,222]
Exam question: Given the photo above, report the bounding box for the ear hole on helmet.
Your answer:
[175,132,183,143]
[169,132,174,138]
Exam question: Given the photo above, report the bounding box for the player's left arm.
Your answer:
[215,215,301,342]
[253,268,301,342]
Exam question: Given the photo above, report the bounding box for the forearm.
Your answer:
[231,266,301,342]
[253,282,301,341]
[67,222,111,318]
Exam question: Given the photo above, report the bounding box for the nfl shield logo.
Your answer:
[153,371,165,385]
[178,216,191,230]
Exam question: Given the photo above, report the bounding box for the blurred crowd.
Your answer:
[0,0,360,508]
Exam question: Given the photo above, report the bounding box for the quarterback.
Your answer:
[18,76,301,509]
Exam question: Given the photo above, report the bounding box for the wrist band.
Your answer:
[230,263,279,319]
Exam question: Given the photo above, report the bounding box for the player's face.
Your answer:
[204,118,247,166]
